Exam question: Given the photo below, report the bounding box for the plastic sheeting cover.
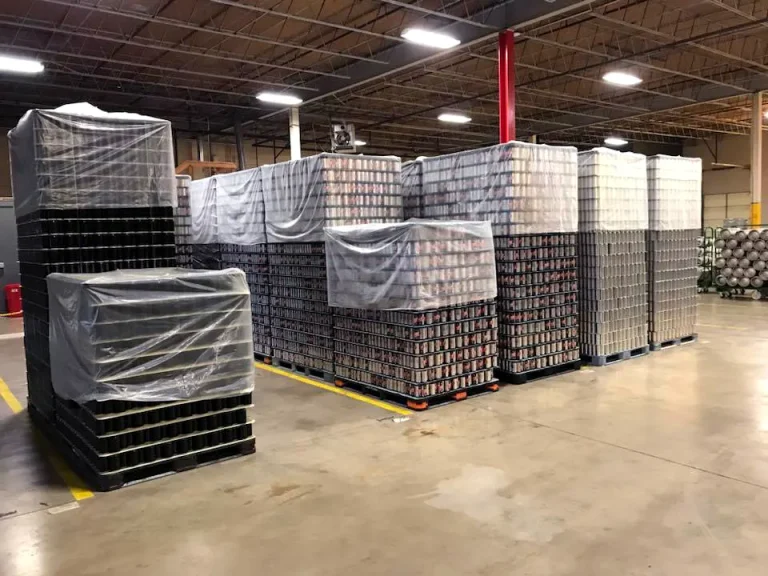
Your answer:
[189,176,218,244]
[48,267,256,403]
[419,141,578,235]
[262,153,403,243]
[9,102,176,218]
[325,220,497,310]
[402,158,425,220]
[578,148,649,231]
[647,155,702,231]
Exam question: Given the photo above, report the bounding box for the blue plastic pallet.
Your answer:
[581,345,649,367]
[649,334,697,352]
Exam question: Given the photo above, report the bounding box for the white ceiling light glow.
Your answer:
[256,92,303,105]
[602,71,642,86]
[0,55,44,75]
[401,28,460,49]
[604,137,629,147]
[354,140,367,146]
[438,113,471,124]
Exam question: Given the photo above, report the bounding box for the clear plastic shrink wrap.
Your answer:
[647,155,702,231]
[324,220,497,310]
[402,158,424,219]
[578,148,649,231]
[262,153,403,243]
[9,103,176,218]
[420,142,578,235]
[48,268,256,403]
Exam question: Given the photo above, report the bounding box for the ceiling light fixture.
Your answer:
[0,55,44,75]
[354,140,366,146]
[438,113,471,124]
[401,28,461,49]
[256,92,303,106]
[604,137,629,147]
[602,71,642,86]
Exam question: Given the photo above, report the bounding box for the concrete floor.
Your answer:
[2,295,768,574]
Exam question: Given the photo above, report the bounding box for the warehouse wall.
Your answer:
[0,200,20,313]
[684,135,768,227]
[174,136,294,169]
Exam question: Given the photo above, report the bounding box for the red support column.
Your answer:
[498,30,516,143]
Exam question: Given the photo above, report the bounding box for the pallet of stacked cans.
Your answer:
[45,268,256,490]
[419,142,581,384]
[325,221,499,410]
[9,103,177,420]
[578,148,649,366]
[646,155,701,350]
[174,175,193,267]
[186,176,222,270]
[202,168,271,359]
[262,154,403,380]
[714,228,768,300]
[402,158,424,219]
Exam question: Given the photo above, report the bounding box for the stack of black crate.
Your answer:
[262,154,403,379]
[419,142,581,384]
[9,106,255,490]
[10,107,178,420]
[326,221,500,410]
[46,269,255,490]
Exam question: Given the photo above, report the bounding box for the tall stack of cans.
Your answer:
[578,148,649,365]
[419,142,581,383]
[174,175,193,267]
[402,159,423,219]
[262,154,403,377]
[212,169,271,358]
[187,176,221,270]
[46,268,256,490]
[9,104,177,420]
[325,221,499,409]
[646,156,701,349]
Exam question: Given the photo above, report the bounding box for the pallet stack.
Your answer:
[46,268,255,490]
[646,155,701,349]
[9,104,177,420]
[187,176,221,270]
[213,168,271,358]
[9,104,255,490]
[325,221,499,409]
[262,154,403,378]
[174,175,193,267]
[578,148,649,365]
[419,142,581,383]
[402,159,423,219]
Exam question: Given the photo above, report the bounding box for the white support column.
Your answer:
[234,119,246,170]
[196,136,205,162]
[751,91,763,225]
[289,107,301,161]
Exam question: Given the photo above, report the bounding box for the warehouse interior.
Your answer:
[2,0,768,574]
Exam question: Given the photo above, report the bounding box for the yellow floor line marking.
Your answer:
[0,377,94,501]
[254,362,411,416]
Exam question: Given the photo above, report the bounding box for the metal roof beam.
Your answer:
[253,0,594,123]
[36,0,385,64]
[0,18,348,79]
[209,0,402,42]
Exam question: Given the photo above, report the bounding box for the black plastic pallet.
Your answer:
[496,359,581,385]
[581,345,650,367]
[29,403,255,492]
[254,351,272,364]
[649,334,697,352]
[333,377,499,411]
[273,359,334,382]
